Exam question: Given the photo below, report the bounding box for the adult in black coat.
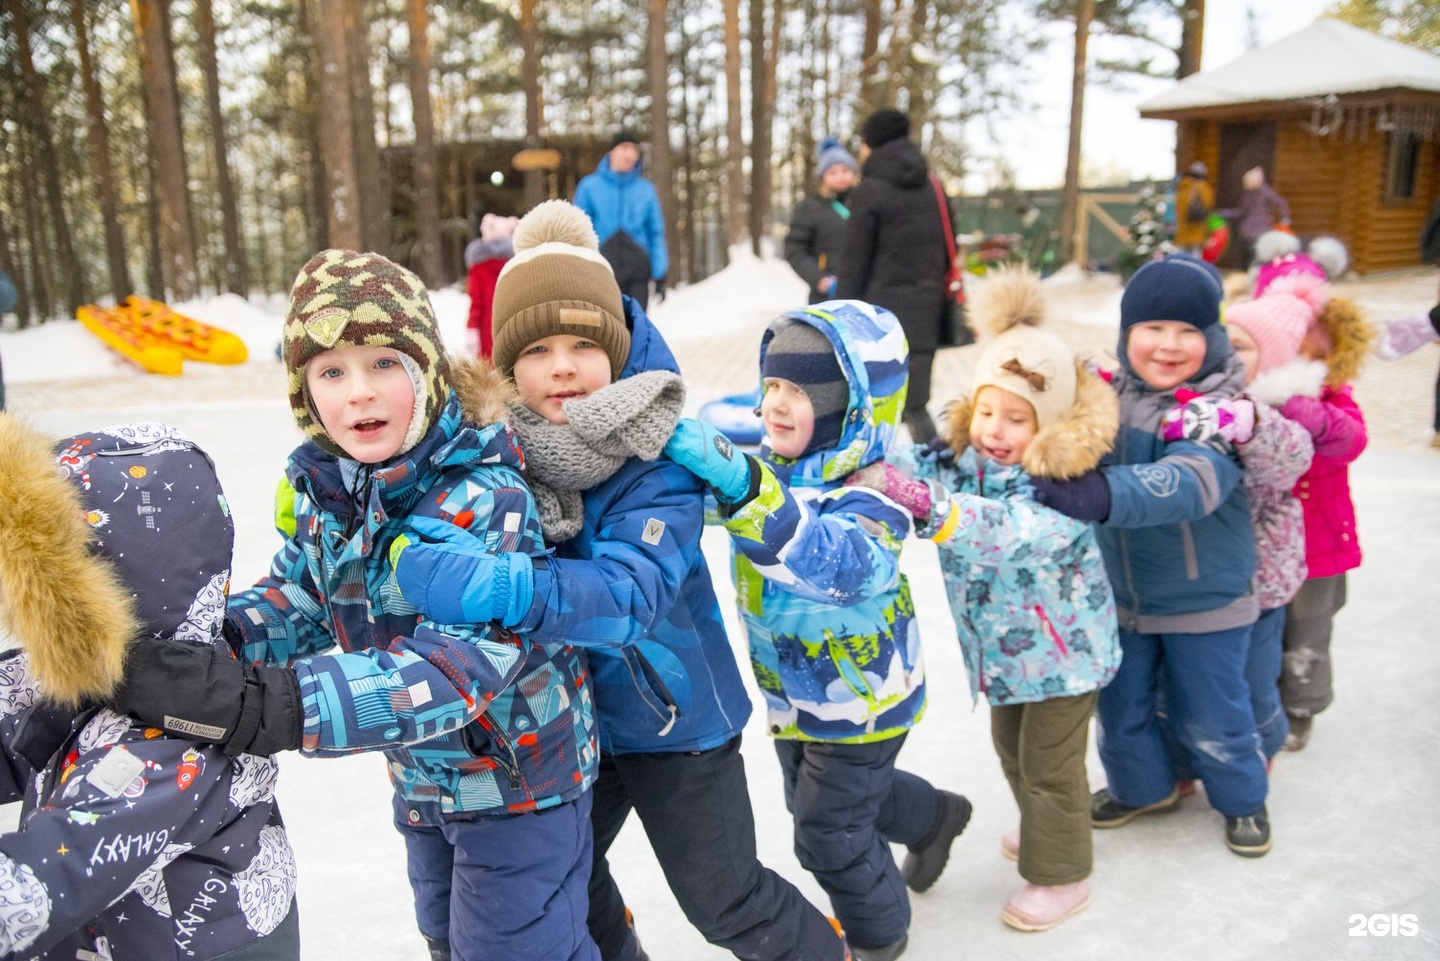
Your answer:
[785,137,858,303]
[836,108,949,444]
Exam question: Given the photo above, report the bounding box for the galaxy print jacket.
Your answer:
[722,300,925,744]
[231,390,597,826]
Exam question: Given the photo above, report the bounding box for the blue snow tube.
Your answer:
[698,388,765,448]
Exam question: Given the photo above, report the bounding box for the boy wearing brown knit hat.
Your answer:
[393,201,853,961]
[111,248,603,961]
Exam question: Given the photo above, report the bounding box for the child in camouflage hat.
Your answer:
[111,249,602,961]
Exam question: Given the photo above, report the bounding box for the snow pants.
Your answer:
[773,735,937,952]
[1281,573,1347,718]
[587,736,847,961]
[990,691,1098,886]
[1247,606,1290,757]
[398,792,600,961]
[1097,625,1268,818]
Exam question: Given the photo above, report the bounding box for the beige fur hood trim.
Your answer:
[940,361,1117,480]
[451,354,520,426]
[0,415,134,707]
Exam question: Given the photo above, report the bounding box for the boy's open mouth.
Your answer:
[352,419,387,433]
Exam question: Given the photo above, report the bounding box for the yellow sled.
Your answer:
[76,296,249,375]
[77,303,184,376]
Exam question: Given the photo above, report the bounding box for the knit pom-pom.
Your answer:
[1264,272,1331,316]
[513,200,600,254]
[1254,229,1300,264]
[1308,235,1349,279]
[966,266,1047,340]
[818,135,843,154]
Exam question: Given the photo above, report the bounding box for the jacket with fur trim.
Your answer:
[0,416,297,961]
[894,364,1121,706]
[230,371,597,825]
[721,300,925,744]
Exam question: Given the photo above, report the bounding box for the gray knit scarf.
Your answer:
[509,369,686,542]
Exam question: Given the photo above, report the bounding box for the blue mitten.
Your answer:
[1030,470,1112,523]
[663,418,755,503]
[390,516,534,626]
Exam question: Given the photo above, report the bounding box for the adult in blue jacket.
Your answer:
[393,201,849,961]
[574,131,668,311]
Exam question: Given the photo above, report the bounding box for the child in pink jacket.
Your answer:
[1273,276,1373,750]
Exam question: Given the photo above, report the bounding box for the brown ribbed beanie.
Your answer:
[284,248,451,458]
[491,201,631,379]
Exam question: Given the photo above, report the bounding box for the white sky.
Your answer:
[971,0,1334,192]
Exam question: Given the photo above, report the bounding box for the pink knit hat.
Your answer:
[1226,293,1311,375]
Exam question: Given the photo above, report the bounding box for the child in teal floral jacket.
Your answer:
[849,268,1120,934]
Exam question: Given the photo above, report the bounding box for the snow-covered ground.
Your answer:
[3,252,1439,959]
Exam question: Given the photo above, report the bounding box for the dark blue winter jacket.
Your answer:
[513,300,752,754]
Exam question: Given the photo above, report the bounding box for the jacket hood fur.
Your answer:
[451,354,520,425]
[940,360,1118,480]
[0,415,133,707]
[1315,294,1373,388]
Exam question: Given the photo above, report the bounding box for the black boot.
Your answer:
[901,790,972,893]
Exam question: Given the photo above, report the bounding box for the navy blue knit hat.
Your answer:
[1120,253,1232,377]
[861,108,910,149]
[762,320,849,455]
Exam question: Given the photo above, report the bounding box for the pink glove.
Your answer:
[1374,313,1440,360]
[1278,394,1326,437]
[845,462,936,527]
[1162,392,1255,445]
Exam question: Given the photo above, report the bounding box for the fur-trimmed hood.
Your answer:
[451,353,520,425]
[1314,294,1374,388]
[0,417,233,707]
[940,362,1118,479]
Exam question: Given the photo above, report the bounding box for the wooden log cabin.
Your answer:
[1139,18,1440,274]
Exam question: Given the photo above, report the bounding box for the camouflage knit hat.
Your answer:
[284,249,452,458]
[491,201,630,380]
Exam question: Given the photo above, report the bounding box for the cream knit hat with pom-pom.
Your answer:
[967,266,1077,430]
[491,200,630,378]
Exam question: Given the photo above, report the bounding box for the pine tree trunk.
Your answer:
[315,0,363,250]
[748,0,772,256]
[1059,0,1094,266]
[7,0,85,315]
[406,0,442,285]
[343,0,388,253]
[1175,0,1205,169]
[860,0,883,113]
[69,0,132,304]
[724,0,744,246]
[195,0,249,297]
[519,0,545,211]
[297,0,329,252]
[647,0,675,285]
[131,0,198,301]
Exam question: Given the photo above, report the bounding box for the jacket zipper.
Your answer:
[1034,605,1069,656]
[621,649,680,736]
[480,710,524,791]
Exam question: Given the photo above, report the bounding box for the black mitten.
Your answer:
[110,636,303,756]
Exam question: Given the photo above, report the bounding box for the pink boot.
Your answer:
[1001,880,1092,932]
[1000,826,1020,862]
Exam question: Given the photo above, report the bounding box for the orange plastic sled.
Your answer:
[77,296,249,375]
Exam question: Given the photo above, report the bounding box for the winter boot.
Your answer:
[1001,880,1092,932]
[1175,779,1198,798]
[1225,806,1272,857]
[851,935,908,961]
[902,790,972,892]
[1283,713,1313,752]
[423,935,451,961]
[623,907,651,961]
[1000,825,1020,862]
[827,917,855,961]
[1090,786,1179,828]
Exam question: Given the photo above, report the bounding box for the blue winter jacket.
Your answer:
[574,156,668,281]
[897,446,1120,706]
[512,300,752,754]
[1098,360,1259,633]
[230,396,597,826]
[722,300,924,743]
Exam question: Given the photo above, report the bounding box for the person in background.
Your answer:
[664,301,971,961]
[0,418,299,960]
[463,212,517,359]
[786,137,859,303]
[575,130,668,310]
[836,108,950,445]
[1216,166,1291,269]
[1173,161,1213,256]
